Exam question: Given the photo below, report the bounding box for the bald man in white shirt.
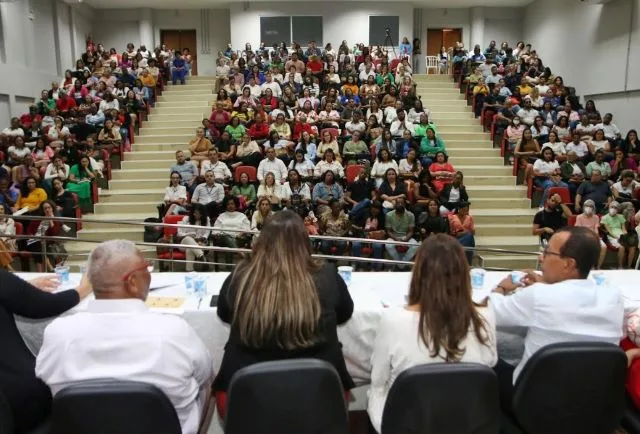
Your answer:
[489,226,623,415]
[36,240,214,434]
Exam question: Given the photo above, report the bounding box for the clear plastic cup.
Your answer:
[470,268,486,290]
[193,276,207,299]
[511,271,525,286]
[55,265,70,284]
[338,266,353,286]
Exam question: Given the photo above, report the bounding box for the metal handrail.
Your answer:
[1,214,540,256]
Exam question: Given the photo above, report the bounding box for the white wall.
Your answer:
[523,0,639,132]
[91,8,230,76]
[228,2,414,50]
[0,0,91,124]
[483,7,524,48]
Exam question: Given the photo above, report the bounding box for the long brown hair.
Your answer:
[232,210,322,350]
[407,234,490,362]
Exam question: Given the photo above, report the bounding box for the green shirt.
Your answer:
[385,210,415,238]
[225,124,246,141]
[375,73,395,87]
[585,161,611,179]
[601,213,625,238]
[343,140,369,156]
[414,122,439,138]
[419,137,446,156]
[230,184,257,202]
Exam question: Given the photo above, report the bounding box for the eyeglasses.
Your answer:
[541,246,567,259]
[121,260,154,281]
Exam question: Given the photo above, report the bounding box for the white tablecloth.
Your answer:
[15,270,640,386]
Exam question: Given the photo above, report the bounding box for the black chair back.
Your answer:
[0,389,14,434]
[51,380,182,434]
[225,359,348,434]
[381,363,500,434]
[512,342,626,434]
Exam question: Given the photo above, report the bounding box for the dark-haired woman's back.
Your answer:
[213,261,355,392]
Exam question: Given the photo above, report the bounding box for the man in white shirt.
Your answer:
[390,110,415,138]
[35,240,213,434]
[192,170,225,221]
[260,73,282,98]
[535,77,550,95]
[358,65,376,84]
[595,113,621,142]
[485,66,503,86]
[247,77,262,100]
[489,226,623,413]
[516,98,539,126]
[1,117,25,137]
[200,149,232,184]
[257,147,288,182]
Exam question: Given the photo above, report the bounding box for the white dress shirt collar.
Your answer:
[87,298,148,314]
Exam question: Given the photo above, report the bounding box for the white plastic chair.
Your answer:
[425,56,439,75]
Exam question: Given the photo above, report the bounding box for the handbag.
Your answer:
[367,230,386,240]
[47,242,68,265]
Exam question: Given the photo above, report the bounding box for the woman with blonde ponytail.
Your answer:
[213,210,355,417]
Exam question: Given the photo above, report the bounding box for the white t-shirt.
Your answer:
[566,141,588,158]
[164,185,187,202]
[612,180,639,196]
[533,159,560,175]
[541,142,566,155]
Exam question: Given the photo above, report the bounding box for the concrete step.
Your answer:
[121,160,174,169]
[475,223,532,237]
[435,117,476,126]
[422,103,469,111]
[449,156,503,165]
[137,134,192,144]
[80,213,153,230]
[140,126,198,136]
[111,169,168,180]
[100,189,166,203]
[443,139,490,148]
[151,106,211,115]
[447,148,500,158]
[465,185,528,198]
[148,113,205,122]
[155,101,211,109]
[475,235,540,254]
[463,175,517,186]
[145,120,204,129]
[412,75,452,82]
[415,88,460,95]
[419,93,465,101]
[472,208,536,225]
[480,254,538,271]
[455,165,512,176]
[133,143,188,152]
[125,150,177,161]
[77,227,144,242]
[470,198,531,209]
[432,112,479,119]
[165,83,215,90]
[94,201,158,214]
[160,89,216,96]
[158,94,214,102]
[109,178,168,189]
[435,125,483,133]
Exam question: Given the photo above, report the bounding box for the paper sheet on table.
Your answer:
[145,296,186,314]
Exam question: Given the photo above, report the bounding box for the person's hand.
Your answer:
[29,275,60,292]
[544,227,554,234]
[493,274,519,294]
[76,273,93,300]
[521,269,543,287]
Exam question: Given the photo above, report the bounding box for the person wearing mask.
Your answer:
[532,193,572,246]
[1,272,92,433]
[489,227,624,416]
[575,169,612,214]
[368,234,497,433]
[213,211,355,417]
[36,240,213,434]
[574,199,607,269]
[602,201,637,269]
[385,197,418,269]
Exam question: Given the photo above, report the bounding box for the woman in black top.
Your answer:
[0,271,91,433]
[379,168,407,212]
[213,210,354,415]
[419,199,449,238]
[50,177,75,218]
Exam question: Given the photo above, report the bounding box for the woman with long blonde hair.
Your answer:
[368,234,497,433]
[213,210,355,416]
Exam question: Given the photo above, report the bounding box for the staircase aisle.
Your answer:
[413,74,538,269]
[67,75,538,270]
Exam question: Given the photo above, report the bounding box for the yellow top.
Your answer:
[16,188,47,211]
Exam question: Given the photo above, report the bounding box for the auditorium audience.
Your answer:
[368,234,497,433]
[35,240,213,434]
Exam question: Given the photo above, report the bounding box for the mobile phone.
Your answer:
[210,295,219,307]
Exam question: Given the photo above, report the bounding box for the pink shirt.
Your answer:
[575,213,600,234]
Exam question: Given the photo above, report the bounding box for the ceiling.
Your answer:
[79,0,534,10]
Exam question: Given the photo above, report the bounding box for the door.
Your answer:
[160,30,198,76]
[426,28,463,55]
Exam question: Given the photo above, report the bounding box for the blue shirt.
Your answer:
[312,182,344,203]
[170,162,198,184]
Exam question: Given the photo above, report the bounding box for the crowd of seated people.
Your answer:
[0,37,197,270]
[455,39,640,269]
[154,40,479,269]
